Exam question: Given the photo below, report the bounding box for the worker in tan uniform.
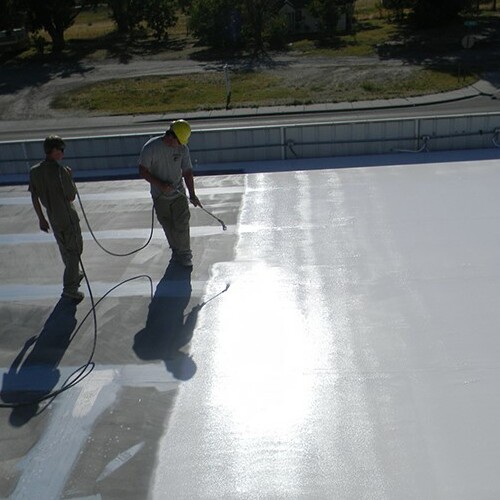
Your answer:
[139,120,201,267]
[29,135,84,302]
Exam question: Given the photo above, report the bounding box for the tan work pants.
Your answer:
[153,194,191,257]
[53,225,83,294]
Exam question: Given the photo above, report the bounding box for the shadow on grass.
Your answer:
[314,36,357,50]
[0,30,191,94]
[0,58,94,96]
[375,14,500,77]
[365,11,500,93]
[190,45,292,73]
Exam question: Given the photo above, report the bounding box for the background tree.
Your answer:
[189,0,275,53]
[23,0,80,53]
[382,0,412,20]
[177,0,193,14]
[240,0,270,53]
[412,0,472,27]
[0,0,26,31]
[307,0,356,39]
[107,0,144,34]
[143,0,178,40]
[189,0,240,49]
[308,0,342,37]
[264,14,288,50]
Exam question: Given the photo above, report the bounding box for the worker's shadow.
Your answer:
[133,262,201,381]
[1,298,77,426]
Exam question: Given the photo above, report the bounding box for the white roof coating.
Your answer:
[1,150,500,499]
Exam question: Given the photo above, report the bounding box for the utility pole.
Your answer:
[224,64,232,110]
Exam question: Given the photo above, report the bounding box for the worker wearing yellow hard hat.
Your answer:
[169,119,192,145]
[139,119,202,267]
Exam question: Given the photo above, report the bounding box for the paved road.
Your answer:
[1,90,500,142]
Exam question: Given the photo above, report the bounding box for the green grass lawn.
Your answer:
[290,17,399,57]
[65,6,116,39]
[52,68,477,115]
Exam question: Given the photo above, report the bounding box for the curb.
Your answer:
[136,79,497,124]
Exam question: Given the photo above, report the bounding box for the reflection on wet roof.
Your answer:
[1,151,500,499]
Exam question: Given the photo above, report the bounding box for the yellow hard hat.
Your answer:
[170,119,192,145]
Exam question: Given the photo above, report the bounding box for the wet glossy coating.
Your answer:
[1,152,500,499]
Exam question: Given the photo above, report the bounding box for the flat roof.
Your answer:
[1,151,500,499]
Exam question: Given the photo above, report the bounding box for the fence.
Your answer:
[1,112,499,183]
